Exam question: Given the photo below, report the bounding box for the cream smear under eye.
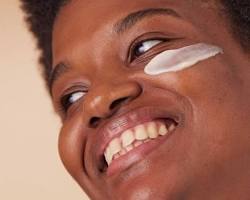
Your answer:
[144,43,223,75]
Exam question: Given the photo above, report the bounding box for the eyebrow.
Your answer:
[114,8,180,34]
[49,62,70,93]
[49,8,180,92]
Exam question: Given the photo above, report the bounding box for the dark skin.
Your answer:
[51,0,250,199]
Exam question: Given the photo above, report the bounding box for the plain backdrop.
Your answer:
[0,0,89,199]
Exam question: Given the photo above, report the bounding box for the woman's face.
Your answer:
[51,0,250,199]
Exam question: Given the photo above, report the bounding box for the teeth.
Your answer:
[158,124,168,136]
[135,125,148,140]
[104,147,112,165]
[109,137,122,158]
[147,122,158,138]
[121,130,135,147]
[104,120,177,166]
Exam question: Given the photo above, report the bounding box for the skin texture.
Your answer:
[51,0,250,199]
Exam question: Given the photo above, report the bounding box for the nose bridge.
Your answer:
[83,76,142,127]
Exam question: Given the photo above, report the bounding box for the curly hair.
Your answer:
[20,0,250,89]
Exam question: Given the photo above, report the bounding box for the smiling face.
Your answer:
[51,0,250,199]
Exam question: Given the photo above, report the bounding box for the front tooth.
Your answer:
[121,130,135,147]
[159,124,168,136]
[109,137,122,157]
[147,122,158,138]
[135,125,148,140]
[104,147,112,165]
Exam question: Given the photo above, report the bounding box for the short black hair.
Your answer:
[21,0,68,89]
[20,0,250,89]
[221,0,250,49]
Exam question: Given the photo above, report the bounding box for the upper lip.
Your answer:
[95,106,181,171]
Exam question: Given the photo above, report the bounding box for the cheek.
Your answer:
[148,56,239,116]
[174,58,249,179]
[144,57,249,170]
[58,116,86,178]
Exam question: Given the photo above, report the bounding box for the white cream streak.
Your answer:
[144,43,223,75]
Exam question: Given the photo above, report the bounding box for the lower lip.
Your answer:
[106,129,176,177]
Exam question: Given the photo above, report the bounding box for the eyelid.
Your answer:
[60,91,86,115]
[129,38,166,61]
[61,85,88,100]
[57,85,88,115]
[127,33,176,63]
[67,91,86,103]
[126,32,164,61]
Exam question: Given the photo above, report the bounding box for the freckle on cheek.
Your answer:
[144,43,223,75]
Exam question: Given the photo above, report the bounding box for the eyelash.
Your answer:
[130,38,166,61]
[59,90,86,114]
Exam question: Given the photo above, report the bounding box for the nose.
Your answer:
[83,81,142,128]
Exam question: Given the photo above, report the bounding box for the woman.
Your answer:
[21,0,250,199]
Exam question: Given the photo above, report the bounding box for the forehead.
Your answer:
[54,0,196,36]
[52,0,220,65]
[53,0,215,32]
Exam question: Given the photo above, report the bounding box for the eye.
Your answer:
[132,39,163,59]
[60,91,85,112]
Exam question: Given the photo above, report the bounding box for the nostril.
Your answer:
[109,97,129,110]
[89,116,101,128]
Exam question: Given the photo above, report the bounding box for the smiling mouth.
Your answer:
[99,116,178,175]
[104,119,177,165]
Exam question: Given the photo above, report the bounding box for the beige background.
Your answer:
[0,0,89,199]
